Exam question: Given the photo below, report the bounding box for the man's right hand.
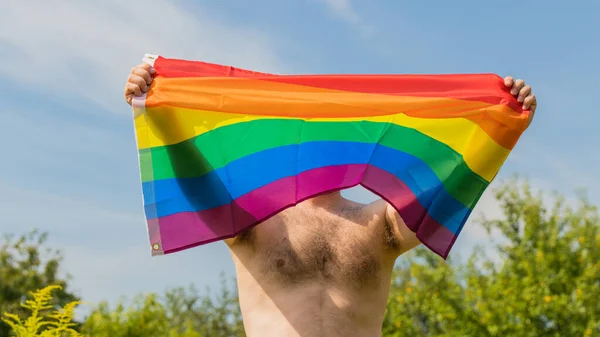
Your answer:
[124,63,156,105]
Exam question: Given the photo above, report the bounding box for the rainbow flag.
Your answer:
[132,54,530,259]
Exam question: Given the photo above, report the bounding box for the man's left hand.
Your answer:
[504,76,537,128]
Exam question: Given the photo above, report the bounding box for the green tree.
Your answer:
[0,231,80,337]
[383,180,600,336]
[81,278,245,337]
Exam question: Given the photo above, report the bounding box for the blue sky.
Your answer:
[0,0,598,311]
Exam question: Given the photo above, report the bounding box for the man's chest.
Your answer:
[234,206,388,288]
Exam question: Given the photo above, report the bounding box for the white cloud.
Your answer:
[0,179,138,235]
[316,0,374,36]
[319,0,361,24]
[0,0,287,113]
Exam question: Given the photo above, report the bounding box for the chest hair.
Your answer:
[237,204,385,288]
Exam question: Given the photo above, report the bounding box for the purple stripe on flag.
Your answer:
[154,164,456,258]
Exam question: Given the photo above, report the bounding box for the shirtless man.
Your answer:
[125,63,537,337]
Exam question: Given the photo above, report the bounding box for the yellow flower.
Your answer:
[544,296,551,303]
[1,285,82,337]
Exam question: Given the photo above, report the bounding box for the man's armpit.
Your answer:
[384,203,421,255]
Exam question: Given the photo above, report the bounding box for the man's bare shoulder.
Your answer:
[365,199,421,256]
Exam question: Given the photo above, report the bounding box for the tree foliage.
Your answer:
[81,279,245,337]
[383,181,600,336]
[0,231,79,337]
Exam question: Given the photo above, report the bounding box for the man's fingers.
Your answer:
[128,74,148,92]
[125,82,143,98]
[517,85,532,103]
[125,63,156,105]
[132,67,153,85]
[503,76,537,128]
[511,79,525,95]
[523,94,536,111]
[131,63,156,77]
[140,63,156,75]
[135,63,152,72]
